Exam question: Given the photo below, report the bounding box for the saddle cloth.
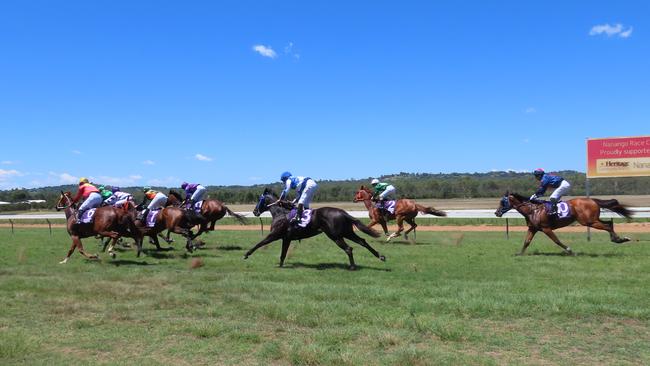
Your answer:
[146,209,162,227]
[544,201,571,219]
[194,200,203,213]
[375,200,396,215]
[79,208,97,224]
[287,209,313,228]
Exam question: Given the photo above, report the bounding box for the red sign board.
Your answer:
[587,136,650,178]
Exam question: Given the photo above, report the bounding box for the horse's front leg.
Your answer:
[540,228,574,255]
[279,237,292,267]
[244,231,282,259]
[387,216,405,241]
[517,228,538,255]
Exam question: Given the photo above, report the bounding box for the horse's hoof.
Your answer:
[243,255,249,260]
[59,258,69,264]
[349,265,357,271]
[379,255,386,262]
[109,252,116,259]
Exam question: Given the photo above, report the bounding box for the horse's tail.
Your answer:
[345,212,381,238]
[225,206,248,225]
[415,204,447,217]
[593,198,634,220]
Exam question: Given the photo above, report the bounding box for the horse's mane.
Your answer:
[510,192,530,202]
[168,189,183,201]
[263,188,279,199]
[359,185,372,194]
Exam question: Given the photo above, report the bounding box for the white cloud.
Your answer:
[195,153,213,162]
[49,172,78,184]
[71,150,82,155]
[142,160,155,165]
[253,44,277,58]
[92,175,143,186]
[525,107,536,114]
[589,23,633,38]
[147,176,180,186]
[0,169,21,180]
[1,160,15,165]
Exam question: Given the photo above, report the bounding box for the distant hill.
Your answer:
[1,171,649,211]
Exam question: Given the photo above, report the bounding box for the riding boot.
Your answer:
[139,208,150,222]
[291,204,304,225]
[549,198,558,216]
[75,209,84,225]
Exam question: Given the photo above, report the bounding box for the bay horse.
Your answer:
[354,186,446,241]
[244,189,386,270]
[494,192,633,255]
[56,192,142,264]
[167,190,247,235]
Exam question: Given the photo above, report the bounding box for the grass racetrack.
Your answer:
[1,228,649,365]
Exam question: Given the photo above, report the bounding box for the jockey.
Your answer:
[370,178,396,203]
[111,186,133,208]
[279,171,318,224]
[98,186,116,206]
[138,187,168,221]
[72,177,102,224]
[530,168,571,215]
[180,182,207,206]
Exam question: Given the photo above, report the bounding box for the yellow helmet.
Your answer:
[79,177,89,184]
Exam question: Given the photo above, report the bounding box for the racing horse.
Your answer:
[494,191,633,255]
[56,191,142,263]
[354,185,446,241]
[167,190,248,237]
[244,189,386,270]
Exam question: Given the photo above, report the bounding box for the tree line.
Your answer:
[1,171,650,212]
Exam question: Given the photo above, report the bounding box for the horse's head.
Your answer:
[167,190,182,206]
[253,188,278,217]
[354,185,372,202]
[494,191,512,217]
[56,191,73,211]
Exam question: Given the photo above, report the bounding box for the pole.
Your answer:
[506,218,510,239]
[47,219,52,236]
[586,177,591,241]
[9,219,14,234]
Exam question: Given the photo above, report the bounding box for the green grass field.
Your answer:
[1,228,649,365]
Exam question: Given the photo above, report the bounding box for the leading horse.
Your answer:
[354,185,446,241]
[494,191,633,255]
[244,189,386,270]
[56,191,142,263]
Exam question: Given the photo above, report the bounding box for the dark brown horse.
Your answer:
[494,192,633,255]
[244,189,385,270]
[354,186,446,241]
[56,192,142,263]
[167,190,247,236]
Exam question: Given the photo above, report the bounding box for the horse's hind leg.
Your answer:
[344,231,386,262]
[279,238,291,267]
[404,218,417,241]
[541,228,574,255]
[590,220,630,243]
[333,238,357,270]
[387,216,405,241]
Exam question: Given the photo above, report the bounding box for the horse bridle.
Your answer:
[56,192,73,210]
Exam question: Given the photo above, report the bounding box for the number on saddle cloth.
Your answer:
[193,200,203,213]
[375,200,396,215]
[146,209,161,227]
[544,201,571,219]
[287,208,312,228]
[79,208,97,224]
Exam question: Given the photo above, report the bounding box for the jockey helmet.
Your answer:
[370,178,380,185]
[143,186,151,193]
[111,186,120,193]
[533,168,545,178]
[79,177,89,185]
[98,185,106,191]
[181,182,188,189]
[280,171,292,182]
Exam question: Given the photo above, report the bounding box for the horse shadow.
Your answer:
[108,259,152,266]
[288,261,391,272]
[215,245,243,251]
[528,251,624,258]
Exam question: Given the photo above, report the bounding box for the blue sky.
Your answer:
[0,1,648,189]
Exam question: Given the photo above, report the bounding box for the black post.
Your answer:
[47,219,52,236]
[259,217,264,236]
[506,218,510,239]
[586,177,591,241]
[10,219,14,234]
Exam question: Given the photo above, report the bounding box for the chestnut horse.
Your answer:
[244,189,385,270]
[56,192,142,263]
[354,186,446,241]
[167,190,247,237]
[494,192,633,255]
